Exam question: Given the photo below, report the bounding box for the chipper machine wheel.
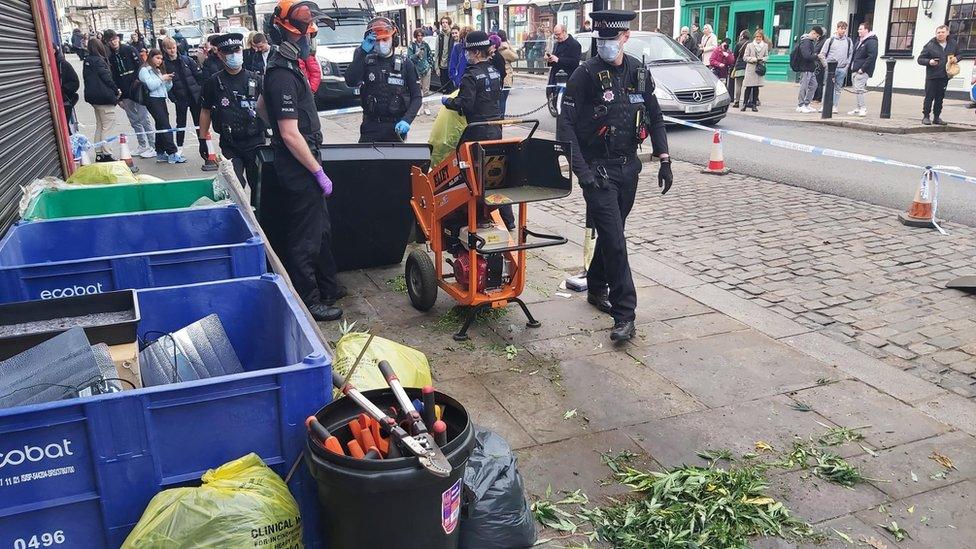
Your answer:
[405,248,438,312]
[407,119,573,340]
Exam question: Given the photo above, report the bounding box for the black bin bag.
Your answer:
[459,426,537,549]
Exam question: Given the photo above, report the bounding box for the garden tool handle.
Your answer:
[377,360,425,432]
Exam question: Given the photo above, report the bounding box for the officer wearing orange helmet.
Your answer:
[258,0,345,321]
[344,16,422,142]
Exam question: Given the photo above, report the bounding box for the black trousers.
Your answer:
[223,144,261,205]
[923,77,949,118]
[439,68,453,92]
[358,119,401,143]
[266,175,339,306]
[174,98,201,147]
[146,97,177,155]
[583,155,641,322]
[813,67,825,101]
[744,86,759,107]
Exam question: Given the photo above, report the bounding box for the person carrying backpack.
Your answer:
[818,21,854,114]
[792,26,823,113]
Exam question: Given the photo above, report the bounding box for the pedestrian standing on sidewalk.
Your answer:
[691,23,703,48]
[742,30,768,111]
[812,31,826,105]
[677,26,700,58]
[71,28,85,59]
[139,49,186,164]
[708,39,734,79]
[497,30,518,115]
[818,21,853,114]
[848,22,878,117]
[699,24,717,61]
[56,47,80,131]
[436,17,455,92]
[104,30,156,158]
[731,30,750,108]
[917,25,960,126]
[794,25,823,113]
[162,37,203,156]
[449,27,472,88]
[408,28,434,95]
[83,38,121,161]
[558,9,673,343]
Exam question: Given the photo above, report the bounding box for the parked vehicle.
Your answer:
[576,30,731,125]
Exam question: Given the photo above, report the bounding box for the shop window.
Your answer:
[773,1,794,48]
[886,0,919,55]
[947,0,976,54]
[718,5,730,40]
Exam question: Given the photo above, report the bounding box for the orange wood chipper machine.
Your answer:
[406,120,573,341]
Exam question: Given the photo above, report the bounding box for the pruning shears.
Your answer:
[332,364,451,477]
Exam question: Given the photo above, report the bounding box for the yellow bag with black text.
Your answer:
[429,89,467,166]
[332,331,431,398]
[121,453,303,549]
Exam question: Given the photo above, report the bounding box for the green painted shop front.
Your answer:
[681,0,831,82]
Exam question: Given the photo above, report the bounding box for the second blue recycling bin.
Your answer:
[0,204,265,303]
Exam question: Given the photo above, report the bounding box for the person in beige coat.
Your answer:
[496,30,518,115]
[741,29,769,111]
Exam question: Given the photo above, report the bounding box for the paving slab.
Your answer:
[435,375,536,450]
[753,514,897,549]
[850,431,976,501]
[854,480,976,548]
[482,351,702,445]
[491,297,616,343]
[631,330,835,408]
[516,428,660,503]
[767,471,889,524]
[787,380,950,450]
[627,395,851,469]
[632,285,713,323]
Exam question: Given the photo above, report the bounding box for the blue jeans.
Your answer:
[830,66,847,108]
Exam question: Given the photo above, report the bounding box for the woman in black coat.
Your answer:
[162,37,204,151]
[83,38,121,160]
[731,30,750,108]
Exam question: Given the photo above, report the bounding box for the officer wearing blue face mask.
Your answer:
[198,33,266,197]
[344,16,422,142]
[557,10,674,343]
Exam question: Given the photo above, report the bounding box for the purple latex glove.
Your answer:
[313,168,333,196]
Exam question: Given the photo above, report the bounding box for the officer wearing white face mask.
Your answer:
[557,10,673,343]
[198,33,267,199]
[345,16,422,143]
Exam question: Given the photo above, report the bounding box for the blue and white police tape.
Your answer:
[316,84,566,118]
[88,124,202,150]
[663,115,968,234]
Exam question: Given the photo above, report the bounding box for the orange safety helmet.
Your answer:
[273,0,330,36]
[366,16,398,41]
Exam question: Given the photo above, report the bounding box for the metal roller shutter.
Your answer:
[0,0,62,232]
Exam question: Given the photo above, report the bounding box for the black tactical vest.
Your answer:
[212,70,264,140]
[361,54,410,118]
[575,56,654,160]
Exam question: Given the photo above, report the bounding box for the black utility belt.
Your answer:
[365,115,404,123]
[587,154,636,166]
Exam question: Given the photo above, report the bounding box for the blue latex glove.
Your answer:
[313,168,333,196]
[361,32,376,53]
[394,120,410,136]
[441,96,449,106]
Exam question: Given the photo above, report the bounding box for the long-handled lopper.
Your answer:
[332,369,451,477]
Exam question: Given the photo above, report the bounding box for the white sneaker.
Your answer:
[857,108,867,117]
[847,108,860,115]
[832,107,839,114]
[796,106,806,113]
[139,147,156,159]
[802,105,817,113]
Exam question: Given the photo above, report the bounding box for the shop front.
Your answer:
[681,0,815,81]
[375,0,410,45]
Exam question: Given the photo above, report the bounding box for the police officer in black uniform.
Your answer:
[557,10,674,343]
[441,31,502,142]
[344,16,422,143]
[198,33,266,200]
[259,0,344,321]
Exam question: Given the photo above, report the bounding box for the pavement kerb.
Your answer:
[528,198,976,437]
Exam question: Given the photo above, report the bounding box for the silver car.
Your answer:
[575,31,731,125]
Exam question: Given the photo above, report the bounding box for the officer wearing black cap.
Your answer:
[198,33,266,197]
[441,30,502,142]
[557,9,674,343]
[344,16,422,143]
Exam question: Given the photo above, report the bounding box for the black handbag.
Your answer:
[755,61,767,76]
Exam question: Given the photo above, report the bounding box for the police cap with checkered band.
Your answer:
[590,10,636,38]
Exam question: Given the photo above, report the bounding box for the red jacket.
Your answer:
[709,47,735,79]
[298,55,321,93]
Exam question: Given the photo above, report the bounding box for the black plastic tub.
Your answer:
[0,290,139,360]
[305,388,475,549]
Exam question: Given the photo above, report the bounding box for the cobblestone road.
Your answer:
[540,161,976,397]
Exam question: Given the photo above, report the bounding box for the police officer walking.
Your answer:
[557,10,674,343]
[259,0,344,321]
[344,17,422,143]
[198,33,267,200]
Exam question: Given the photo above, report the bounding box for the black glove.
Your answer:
[198,138,209,161]
[658,158,673,195]
[578,171,596,189]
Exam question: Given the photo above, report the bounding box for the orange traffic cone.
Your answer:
[201,134,219,172]
[119,134,134,168]
[898,169,937,228]
[701,131,730,175]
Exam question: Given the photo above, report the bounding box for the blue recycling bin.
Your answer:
[0,205,265,303]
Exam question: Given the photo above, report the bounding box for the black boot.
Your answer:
[922,115,932,125]
[308,302,343,321]
[732,101,739,108]
[610,320,636,342]
[933,116,948,126]
[751,106,758,112]
[321,285,348,306]
[587,289,612,314]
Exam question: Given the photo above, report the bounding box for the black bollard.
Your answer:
[880,57,896,119]
[822,61,838,119]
